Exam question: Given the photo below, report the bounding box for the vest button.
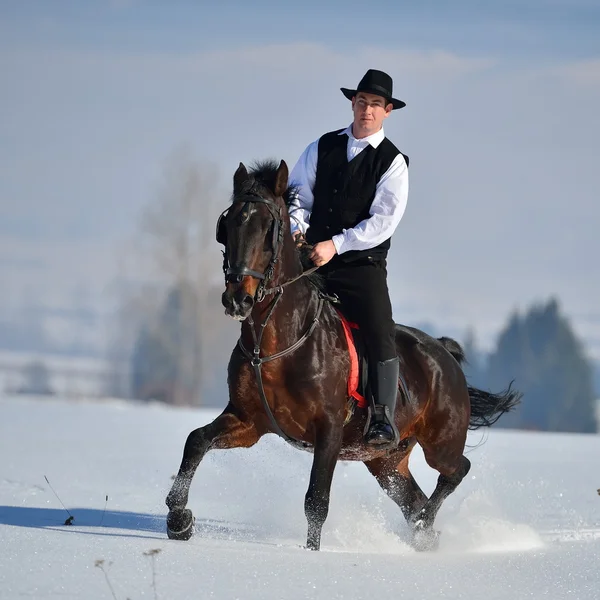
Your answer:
[328,208,333,213]
[332,188,338,193]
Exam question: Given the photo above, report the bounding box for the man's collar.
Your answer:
[338,124,385,148]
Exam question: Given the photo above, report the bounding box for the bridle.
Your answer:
[216,193,285,303]
[215,190,321,448]
[216,192,318,301]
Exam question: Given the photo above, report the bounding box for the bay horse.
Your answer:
[165,159,521,551]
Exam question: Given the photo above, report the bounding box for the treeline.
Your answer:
[463,298,597,434]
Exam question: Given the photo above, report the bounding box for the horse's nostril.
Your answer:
[242,294,254,307]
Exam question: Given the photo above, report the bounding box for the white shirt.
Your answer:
[288,124,409,255]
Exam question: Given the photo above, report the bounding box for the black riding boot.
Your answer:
[364,357,401,448]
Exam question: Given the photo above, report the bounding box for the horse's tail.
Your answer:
[467,383,522,430]
[437,336,521,430]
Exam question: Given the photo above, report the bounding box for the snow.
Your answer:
[1,395,599,599]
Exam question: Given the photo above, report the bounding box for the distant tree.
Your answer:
[461,327,486,389]
[130,322,174,404]
[487,298,597,433]
[18,360,54,396]
[593,362,600,398]
[118,145,234,407]
[131,281,202,405]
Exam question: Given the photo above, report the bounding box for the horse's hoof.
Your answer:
[167,509,195,541]
[412,521,440,552]
[305,536,321,551]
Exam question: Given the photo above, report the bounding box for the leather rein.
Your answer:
[218,193,321,447]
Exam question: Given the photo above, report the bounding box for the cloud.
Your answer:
[0,42,498,237]
[554,58,600,86]
[1,40,599,356]
[0,40,494,79]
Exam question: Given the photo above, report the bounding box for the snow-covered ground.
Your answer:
[1,395,598,599]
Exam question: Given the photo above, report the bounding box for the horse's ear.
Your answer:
[234,162,249,192]
[273,160,289,197]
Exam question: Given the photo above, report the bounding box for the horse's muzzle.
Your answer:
[222,287,254,320]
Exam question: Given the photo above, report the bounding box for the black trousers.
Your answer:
[321,258,397,363]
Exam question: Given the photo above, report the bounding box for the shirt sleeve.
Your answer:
[287,140,318,236]
[331,153,409,254]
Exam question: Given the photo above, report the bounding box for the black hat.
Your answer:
[341,69,406,110]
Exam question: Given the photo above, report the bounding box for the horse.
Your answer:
[165,159,521,551]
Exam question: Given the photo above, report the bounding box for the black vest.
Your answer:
[305,128,408,264]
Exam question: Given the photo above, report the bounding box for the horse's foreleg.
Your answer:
[165,405,261,540]
[364,450,428,524]
[411,454,471,551]
[304,421,343,551]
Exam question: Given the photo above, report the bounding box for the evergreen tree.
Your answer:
[487,298,596,433]
[461,327,486,389]
[593,362,600,398]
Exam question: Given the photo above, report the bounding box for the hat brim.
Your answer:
[341,87,406,110]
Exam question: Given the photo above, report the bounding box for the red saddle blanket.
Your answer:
[335,309,367,409]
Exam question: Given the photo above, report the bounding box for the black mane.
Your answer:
[233,159,298,208]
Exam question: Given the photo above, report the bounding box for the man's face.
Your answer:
[351,92,393,136]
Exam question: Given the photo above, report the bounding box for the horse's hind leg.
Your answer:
[165,405,261,540]
[364,448,428,525]
[411,450,471,551]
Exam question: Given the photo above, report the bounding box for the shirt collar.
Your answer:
[338,124,385,148]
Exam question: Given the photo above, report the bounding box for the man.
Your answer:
[288,69,409,448]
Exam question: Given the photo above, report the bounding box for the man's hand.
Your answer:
[292,231,306,248]
[310,240,337,267]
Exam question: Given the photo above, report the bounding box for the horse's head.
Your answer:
[218,159,289,320]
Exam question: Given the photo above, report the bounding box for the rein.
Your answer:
[258,264,319,298]
[237,286,323,448]
[219,192,324,447]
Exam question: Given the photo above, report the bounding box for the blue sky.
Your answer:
[1,0,599,357]
[2,1,600,59]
